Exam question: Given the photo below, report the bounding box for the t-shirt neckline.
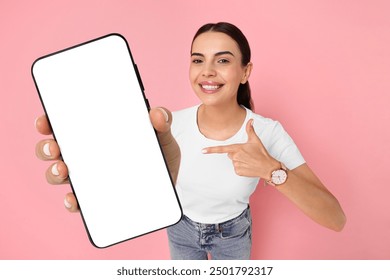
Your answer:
[194,104,251,143]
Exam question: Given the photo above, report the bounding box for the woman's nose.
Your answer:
[201,63,216,77]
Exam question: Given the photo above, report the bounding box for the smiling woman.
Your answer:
[190,23,253,111]
[167,22,346,259]
[189,31,251,141]
[35,22,346,260]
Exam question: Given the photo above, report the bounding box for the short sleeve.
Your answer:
[255,120,305,170]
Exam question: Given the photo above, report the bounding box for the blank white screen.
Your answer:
[32,34,182,248]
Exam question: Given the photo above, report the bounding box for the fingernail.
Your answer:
[51,163,60,176]
[201,148,207,154]
[34,117,39,128]
[64,197,72,209]
[250,119,254,126]
[157,107,169,123]
[43,142,51,156]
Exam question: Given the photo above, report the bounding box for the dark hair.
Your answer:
[191,22,254,110]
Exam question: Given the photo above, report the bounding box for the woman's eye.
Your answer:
[192,59,203,64]
[218,59,230,64]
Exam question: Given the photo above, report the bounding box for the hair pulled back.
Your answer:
[192,22,253,110]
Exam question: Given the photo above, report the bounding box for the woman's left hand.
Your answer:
[203,119,347,231]
[202,119,279,179]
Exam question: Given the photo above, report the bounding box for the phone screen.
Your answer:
[32,34,182,248]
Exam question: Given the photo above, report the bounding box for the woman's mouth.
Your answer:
[199,82,223,93]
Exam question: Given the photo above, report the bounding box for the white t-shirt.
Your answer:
[171,105,305,224]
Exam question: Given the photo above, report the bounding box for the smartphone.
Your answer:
[32,34,182,248]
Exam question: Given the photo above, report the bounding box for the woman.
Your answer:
[35,22,346,260]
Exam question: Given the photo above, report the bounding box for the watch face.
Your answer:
[271,169,288,185]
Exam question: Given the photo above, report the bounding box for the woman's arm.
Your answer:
[203,119,346,231]
[276,163,346,231]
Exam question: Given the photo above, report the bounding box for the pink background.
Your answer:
[1,0,389,259]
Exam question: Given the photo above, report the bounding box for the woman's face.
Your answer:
[190,31,251,108]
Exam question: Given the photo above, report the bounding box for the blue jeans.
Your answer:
[167,206,252,260]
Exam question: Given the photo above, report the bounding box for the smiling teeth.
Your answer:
[202,85,220,90]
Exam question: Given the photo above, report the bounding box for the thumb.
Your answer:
[246,119,260,143]
[149,107,172,134]
[149,107,175,147]
[245,119,262,144]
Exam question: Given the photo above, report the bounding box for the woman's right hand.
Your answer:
[35,107,180,213]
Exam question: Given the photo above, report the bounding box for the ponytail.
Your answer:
[237,82,253,111]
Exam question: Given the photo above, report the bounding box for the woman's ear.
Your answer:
[241,62,253,84]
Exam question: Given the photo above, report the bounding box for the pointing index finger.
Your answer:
[202,144,238,154]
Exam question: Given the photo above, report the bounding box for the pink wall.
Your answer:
[1,0,389,259]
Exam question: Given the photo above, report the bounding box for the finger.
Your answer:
[202,144,238,154]
[35,139,61,160]
[35,115,53,135]
[149,107,180,184]
[64,193,79,213]
[245,119,258,143]
[46,161,69,185]
[150,107,175,146]
[245,119,265,147]
[149,107,171,134]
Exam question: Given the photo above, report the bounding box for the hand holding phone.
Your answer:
[35,106,181,210]
[32,34,182,248]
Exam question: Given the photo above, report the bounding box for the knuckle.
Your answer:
[234,167,243,176]
[232,153,240,161]
[45,170,56,184]
[36,139,60,160]
[35,141,47,160]
[45,162,68,185]
[233,161,242,171]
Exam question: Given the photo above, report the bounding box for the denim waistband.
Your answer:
[182,206,250,231]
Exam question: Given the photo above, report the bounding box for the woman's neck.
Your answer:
[197,103,247,140]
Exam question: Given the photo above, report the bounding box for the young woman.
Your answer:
[35,22,346,260]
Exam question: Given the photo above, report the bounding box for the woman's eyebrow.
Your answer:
[215,51,235,57]
[191,51,235,57]
[191,52,204,57]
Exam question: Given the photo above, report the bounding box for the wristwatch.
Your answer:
[266,162,288,186]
